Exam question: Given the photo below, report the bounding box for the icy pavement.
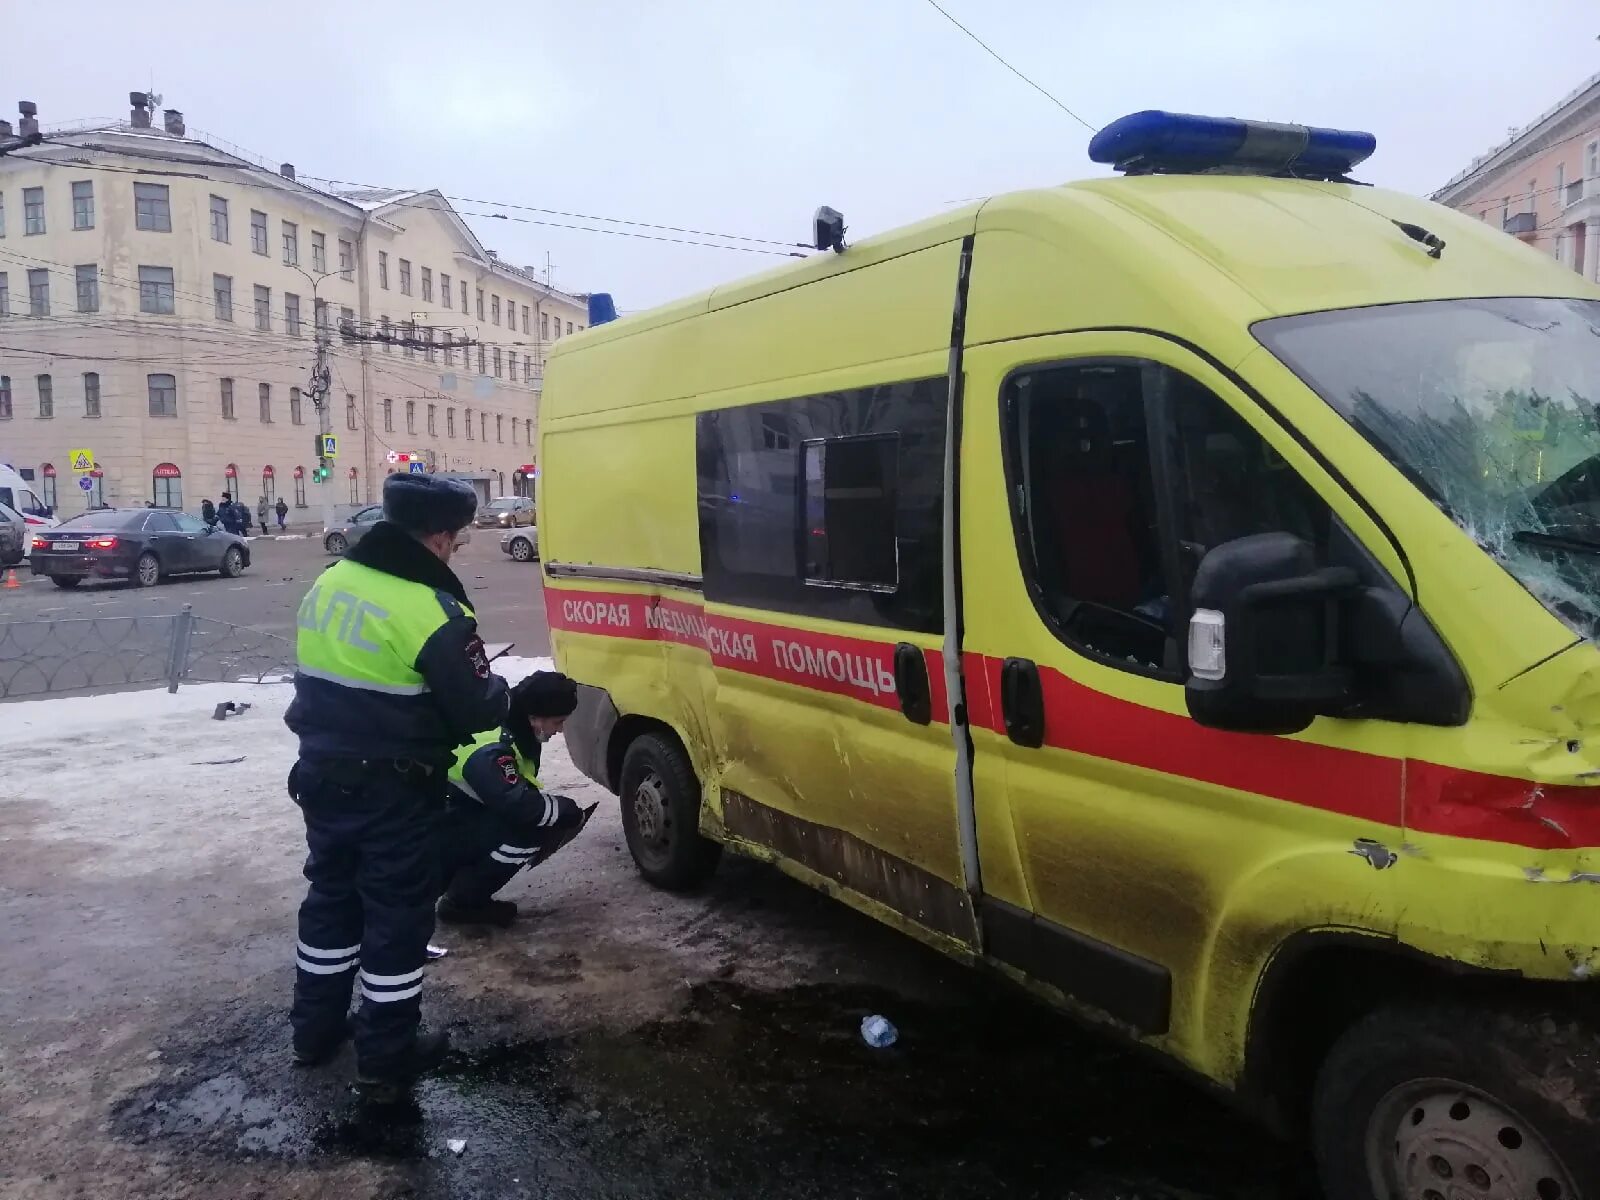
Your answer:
[0,664,1307,1199]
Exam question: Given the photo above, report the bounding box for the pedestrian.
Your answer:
[257,496,270,536]
[218,492,238,535]
[437,672,590,928]
[275,497,289,532]
[201,498,217,529]
[284,473,507,1098]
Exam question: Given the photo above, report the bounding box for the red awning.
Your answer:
[519,463,537,474]
[293,466,305,479]
[153,463,181,479]
[41,463,56,477]
[262,465,275,478]
[348,467,358,478]
[224,463,238,477]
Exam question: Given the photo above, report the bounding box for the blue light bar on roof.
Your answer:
[1088,110,1375,181]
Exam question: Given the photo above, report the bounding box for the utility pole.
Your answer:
[289,265,342,531]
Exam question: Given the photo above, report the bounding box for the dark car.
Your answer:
[29,508,251,589]
[0,501,27,567]
[477,496,535,529]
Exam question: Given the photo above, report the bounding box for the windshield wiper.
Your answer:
[1512,529,1600,555]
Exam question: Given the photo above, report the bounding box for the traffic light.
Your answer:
[311,458,331,483]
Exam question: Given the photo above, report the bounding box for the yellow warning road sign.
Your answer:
[68,448,96,473]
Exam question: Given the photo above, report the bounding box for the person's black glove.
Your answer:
[548,793,585,833]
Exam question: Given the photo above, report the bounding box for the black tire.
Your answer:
[508,536,534,563]
[220,546,245,578]
[325,532,348,556]
[51,576,81,589]
[617,733,721,891]
[1312,1004,1599,1200]
[134,552,160,588]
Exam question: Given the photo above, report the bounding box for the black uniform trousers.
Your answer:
[290,758,444,1075]
[437,791,575,906]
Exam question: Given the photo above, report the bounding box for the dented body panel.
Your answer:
[543,171,1600,1111]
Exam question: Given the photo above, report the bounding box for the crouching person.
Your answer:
[437,671,591,927]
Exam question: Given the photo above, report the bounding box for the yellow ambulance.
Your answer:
[542,110,1600,1198]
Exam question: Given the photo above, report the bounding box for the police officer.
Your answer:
[284,473,507,1093]
[436,671,590,927]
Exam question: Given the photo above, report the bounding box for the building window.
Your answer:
[28,268,49,315]
[522,305,530,334]
[440,272,450,305]
[423,326,436,363]
[339,239,354,280]
[285,292,302,337]
[37,374,53,419]
[447,407,456,438]
[346,393,357,430]
[511,416,519,443]
[282,221,298,266]
[72,180,94,230]
[460,279,468,312]
[23,187,45,234]
[399,259,412,295]
[403,320,416,358]
[378,251,389,289]
[259,382,272,423]
[0,194,6,237]
[41,469,57,509]
[526,420,533,446]
[349,470,360,504]
[147,373,177,417]
[340,305,355,335]
[83,371,101,418]
[567,321,573,335]
[294,470,307,507]
[421,266,432,303]
[214,273,233,321]
[383,398,393,432]
[406,400,416,434]
[478,344,486,375]
[465,407,474,440]
[493,347,502,377]
[221,377,236,420]
[315,298,330,336]
[290,386,304,425]
[476,288,485,319]
[311,230,326,272]
[263,467,277,507]
[1589,141,1599,183]
[254,285,272,331]
[134,183,172,232]
[443,332,454,366]
[250,210,268,255]
[152,465,182,509]
[480,411,487,441]
[138,266,175,314]
[0,375,9,420]
[0,272,8,316]
[75,264,99,313]
[210,194,229,243]
[540,312,549,340]
[492,295,501,325]
[380,315,392,353]
[427,403,437,435]
[496,414,503,442]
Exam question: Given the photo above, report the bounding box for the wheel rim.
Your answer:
[511,539,531,561]
[225,549,241,574]
[328,535,346,554]
[630,770,673,868]
[1367,1078,1578,1200]
[138,556,158,586]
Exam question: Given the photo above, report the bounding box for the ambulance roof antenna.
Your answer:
[813,206,847,254]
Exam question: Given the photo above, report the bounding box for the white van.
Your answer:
[0,463,59,545]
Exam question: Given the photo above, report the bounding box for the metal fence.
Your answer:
[0,605,294,701]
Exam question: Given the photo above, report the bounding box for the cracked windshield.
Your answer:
[1258,297,1600,639]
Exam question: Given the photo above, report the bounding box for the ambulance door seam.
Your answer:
[943,234,984,925]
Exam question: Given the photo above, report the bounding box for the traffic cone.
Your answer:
[3,568,19,589]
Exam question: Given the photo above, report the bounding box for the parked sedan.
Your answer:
[500,527,539,563]
[324,505,473,555]
[477,496,535,529]
[29,508,250,589]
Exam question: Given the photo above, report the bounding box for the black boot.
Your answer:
[292,1017,353,1067]
[357,1030,451,1099]
[436,896,518,928]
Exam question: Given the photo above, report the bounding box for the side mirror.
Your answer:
[1185,533,1358,735]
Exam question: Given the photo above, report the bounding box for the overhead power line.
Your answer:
[919,0,1097,132]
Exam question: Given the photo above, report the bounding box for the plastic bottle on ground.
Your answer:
[859,1014,897,1048]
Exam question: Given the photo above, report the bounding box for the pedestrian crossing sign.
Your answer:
[69,448,95,473]
[320,434,338,459]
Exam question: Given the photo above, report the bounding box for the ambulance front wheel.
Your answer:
[1312,1003,1596,1200]
[618,732,721,892]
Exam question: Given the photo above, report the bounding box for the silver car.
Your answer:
[324,505,472,555]
[477,496,535,529]
[500,526,539,563]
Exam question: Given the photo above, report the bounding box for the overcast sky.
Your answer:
[6,0,1597,310]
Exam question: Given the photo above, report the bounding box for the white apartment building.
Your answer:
[0,96,592,516]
